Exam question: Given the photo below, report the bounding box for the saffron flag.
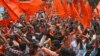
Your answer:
[20,0,43,17]
[7,0,19,5]
[43,2,51,18]
[80,0,90,29]
[0,0,19,26]
[71,3,81,21]
[85,1,92,19]
[52,0,65,17]
[5,0,23,19]
[61,0,71,17]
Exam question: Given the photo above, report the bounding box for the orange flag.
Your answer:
[7,0,19,5]
[5,0,23,19]
[71,3,81,21]
[94,2,100,17]
[73,0,79,9]
[85,1,92,19]
[43,2,51,17]
[20,0,43,16]
[31,0,43,10]
[0,0,19,26]
[61,0,72,17]
[67,4,72,17]
[80,0,88,17]
[53,0,65,17]
[1,0,21,21]
[73,0,79,4]
[80,0,90,29]
[45,7,51,18]
[31,0,43,6]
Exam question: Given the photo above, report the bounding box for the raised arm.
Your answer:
[0,34,8,44]
[13,32,30,44]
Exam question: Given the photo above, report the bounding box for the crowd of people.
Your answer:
[0,11,99,56]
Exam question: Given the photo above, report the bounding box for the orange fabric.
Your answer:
[20,3,38,16]
[20,0,43,17]
[0,0,24,26]
[67,4,72,17]
[5,0,23,18]
[85,1,92,19]
[0,19,10,26]
[73,0,79,5]
[80,0,88,17]
[53,0,65,17]
[80,0,90,29]
[45,7,50,17]
[61,0,72,17]
[31,0,43,6]
[73,0,79,11]
[71,3,81,21]
[7,0,19,5]
[0,0,18,21]
[61,0,67,16]
[31,0,43,11]
[44,2,51,17]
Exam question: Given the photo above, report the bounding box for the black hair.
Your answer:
[51,40,61,51]
[86,44,93,50]
[30,39,39,49]
[59,47,70,56]
[19,42,26,51]
[29,40,39,55]
[52,40,61,48]
[76,35,83,50]
[9,41,13,46]
[59,47,76,56]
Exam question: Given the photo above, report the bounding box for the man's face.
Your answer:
[51,43,56,50]
[87,48,92,54]
[29,45,36,55]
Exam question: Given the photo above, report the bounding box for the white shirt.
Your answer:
[71,40,80,55]
[92,34,96,40]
